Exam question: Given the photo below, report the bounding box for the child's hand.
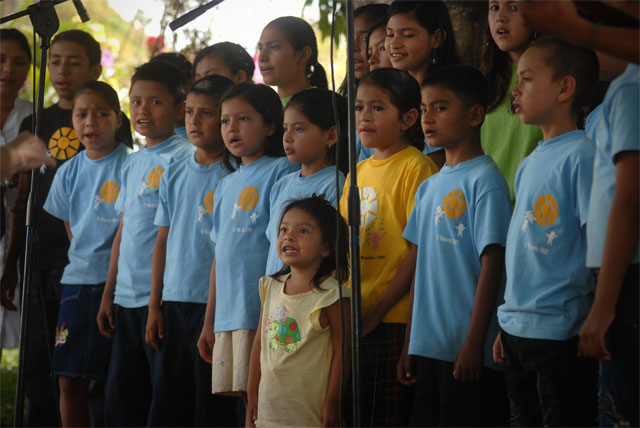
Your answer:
[453,342,483,383]
[145,305,164,350]
[96,296,115,339]
[321,395,339,427]
[197,326,214,363]
[396,348,416,386]
[492,332,504,365]
[0,267,19,311]
[578,306,614,360]
[244,401,257,427]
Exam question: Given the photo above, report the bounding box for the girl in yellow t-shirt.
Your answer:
[339,67,438,427]
[246,197,350,427]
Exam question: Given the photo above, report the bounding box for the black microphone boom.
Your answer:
[169,0,224,31]
[72,0,90,22]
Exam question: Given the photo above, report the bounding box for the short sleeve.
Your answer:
[609,87,640,158]
[210,179,224,244]
[154,166,171,227]
[472,187,511,257]
[309,281,351,331]
[402,156,438,221]
[259,276,268,303]
[338,174,350,223]
[43,163,71,221]
[575,153,595,227]
[114,157,130,213]
[402,183,424,246]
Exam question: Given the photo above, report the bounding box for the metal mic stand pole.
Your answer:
[345,1,362,426]
[1,1,61,426]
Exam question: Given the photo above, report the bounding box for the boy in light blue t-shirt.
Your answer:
[96,61,192,427]
[144,75,238,427]
[399,65,511,426]
[495,37,600,426]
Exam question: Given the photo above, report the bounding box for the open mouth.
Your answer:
[282,246,298,255]
[137,119,153,125]
[424,129,436,138]
[84,133,100,142]
[496,28,509,37]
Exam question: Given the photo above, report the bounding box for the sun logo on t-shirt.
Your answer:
[533,193,558,226]
[238,186,259,211]
[48,127,80,160]
[204,190,215,214]
[442,189,466,219]
[359,187,378,227]
[100,180,120,204]
[146,166,164,190]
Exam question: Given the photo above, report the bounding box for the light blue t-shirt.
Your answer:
[584,103,603,141]
[210,156,299,331]
[587,64,640,267]
[264,166,345,275]
[403,155,510,366]
[43,144,130,285]
[154,154,230,304]
[174,126,188,140]
[499,131,596,341]
[114,135,192,308]
[358,135,442,162]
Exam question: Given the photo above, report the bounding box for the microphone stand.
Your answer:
[1,1,87,426]
[169,0,224,31]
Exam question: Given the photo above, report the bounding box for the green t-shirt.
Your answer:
[481,62,543,206]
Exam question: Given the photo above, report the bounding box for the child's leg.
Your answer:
[59,377,89,426]
[599,265,639,427]
[104,305,154,427]
[408,356,440,427]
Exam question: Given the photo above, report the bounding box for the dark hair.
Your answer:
[366,14,390,59]
[220,83,284,165]
[272,196,349,288]
[72,80,130,144]
[0,29,31,61]
[51,29,101,66]
[355,3,389,22]
[131,61,188,105]
[194,42,255,81]
[151,52,193,82]
[265,16,328,89]
[358,68,424,150]
[284,88,349,175]
[529,37,600,117]
[387,0,459,75]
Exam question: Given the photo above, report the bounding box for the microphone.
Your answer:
[72,0,90,22]
[169,0,223,31]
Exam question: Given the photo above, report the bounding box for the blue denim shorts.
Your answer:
[52,284,112,380]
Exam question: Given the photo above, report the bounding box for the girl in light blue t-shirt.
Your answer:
[197,83,298,397]
[43,81,130,427]
[265,88,347,275]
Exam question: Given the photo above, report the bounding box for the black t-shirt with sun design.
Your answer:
[20,103,133,270]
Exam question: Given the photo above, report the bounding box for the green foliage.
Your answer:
[1,350,22,427]
[304,0,346,47]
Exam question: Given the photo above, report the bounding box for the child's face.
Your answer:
[277,207,328,271]
[0,39,30,99]
[129,80,180,145]
[194,54,234,82]
[258,26,306,87]
[220,96,274,165]
[72,90,121,159]
[356,83,411,150]
[385,12,439,73]
[488,1,532,60]
[282,107,334,168]
[48,40,101,104]
[511,47,562,126]
[185,92,222,150]
[368,26,392,71]
[420,85,476,150]
[354,15,372,79]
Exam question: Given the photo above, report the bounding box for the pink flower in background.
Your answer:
[146,36,164,54]
[253,54,263,84]
[101,47,114,68]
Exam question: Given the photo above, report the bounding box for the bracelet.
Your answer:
[589,21,603,49]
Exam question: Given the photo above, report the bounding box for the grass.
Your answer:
[1,349,22,427]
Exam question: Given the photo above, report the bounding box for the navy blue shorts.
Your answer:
[53,284,112,380]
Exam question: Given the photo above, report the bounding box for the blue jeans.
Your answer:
[598,264,638,427]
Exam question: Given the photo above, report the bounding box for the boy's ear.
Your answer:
[432,29,445,49]
[557,75,576,103]
[468,104,485,128]
[401,108,419,130]
[89,64,102,80]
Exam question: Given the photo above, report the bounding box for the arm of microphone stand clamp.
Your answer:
[169,0,224,31]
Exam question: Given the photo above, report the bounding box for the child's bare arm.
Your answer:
[322,297,351,428]
[97,214,123,339]
[579,151,639,360]
[197,257,217,363]
[397,251,417,386]
[246,305,264,428]
[454,244,504,383]
[362,244,417,336]
[146,226,169,350]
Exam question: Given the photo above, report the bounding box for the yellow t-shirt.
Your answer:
[256,274,351,427]
[340,146,439,323]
